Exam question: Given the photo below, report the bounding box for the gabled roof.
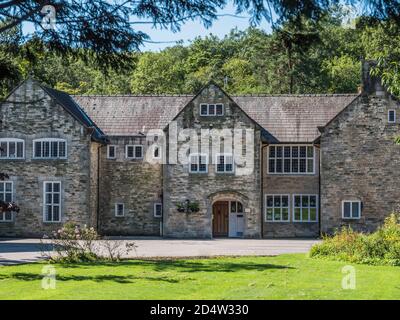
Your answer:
[75,92,358,142]
[3,78,360,143]
[40,85,107,143]
[1,77,107,143]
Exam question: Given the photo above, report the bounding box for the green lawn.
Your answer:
[0,254,399,299]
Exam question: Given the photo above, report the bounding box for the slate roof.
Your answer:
[234,95,359,142]
[74,93,358,142]
[74,95,193,136]
[40,85,107,143]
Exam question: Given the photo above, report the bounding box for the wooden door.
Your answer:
[212,201,229,237]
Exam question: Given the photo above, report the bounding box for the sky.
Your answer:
[134,2,273,51]
[24,2,359,52]
[23,2,273,52]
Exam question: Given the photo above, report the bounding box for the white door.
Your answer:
[236,214,244,237]
[228,213,237,237]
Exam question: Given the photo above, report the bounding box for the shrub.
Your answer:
[310,213,400,266]
[41,222,137,263]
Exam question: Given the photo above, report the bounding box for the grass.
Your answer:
[0,254,399,299]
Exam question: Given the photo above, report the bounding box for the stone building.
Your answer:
[1,61,399,238]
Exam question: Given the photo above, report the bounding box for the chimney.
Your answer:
[361,59,385,96]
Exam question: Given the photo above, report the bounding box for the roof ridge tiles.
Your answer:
[232,93,359,97]
[72,93,358,97]
[71,94,194,97]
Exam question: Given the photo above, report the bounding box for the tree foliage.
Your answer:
[0,0,226,69]
[2,6,400,96]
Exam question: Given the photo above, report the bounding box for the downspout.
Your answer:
[317,144,321,237]
[97,144,106,233]
[261,143,268,239]
[160,154,164,237]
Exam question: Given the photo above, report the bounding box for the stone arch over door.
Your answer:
[208,191,249,238]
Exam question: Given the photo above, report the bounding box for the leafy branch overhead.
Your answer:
[2,1,400,67]
[0,0,226,68]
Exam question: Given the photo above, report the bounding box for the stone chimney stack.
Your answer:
[361,59,385,96]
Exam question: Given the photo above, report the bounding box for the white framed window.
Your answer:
[0,138,24,159]
[265,194,290,222]
[154,203,162,217]
[200,103,224,116]
[216,153,234,173]
[342,200,361,219]
[189,153,208,173]
[268,145,314,174]
[0,181,13,222]
[43,181,61,222]
[126,145,143,159]
[115,203,125,217]
[388,109,396,123]
[107,145,116,159]
[293,194,318,222]
[33,138,67,159]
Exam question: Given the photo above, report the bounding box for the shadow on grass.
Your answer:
[0,273,181,284]
[60,259,294,273]
[0,259,294,284]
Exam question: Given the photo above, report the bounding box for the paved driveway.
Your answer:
[0,238,320,265]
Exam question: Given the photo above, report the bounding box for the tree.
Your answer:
[3,1,400,66]
[322,55,361,93]
[0,0,225,69]
[130,47,188,94]
[360,18,400,96]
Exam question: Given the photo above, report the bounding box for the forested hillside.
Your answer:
[1,7,399,97]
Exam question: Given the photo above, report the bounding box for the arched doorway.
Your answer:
[209,191,248,238]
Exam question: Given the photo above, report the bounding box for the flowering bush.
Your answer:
[310,213,400,266]
[42,222,136,263]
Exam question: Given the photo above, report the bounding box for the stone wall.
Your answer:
[320,93,400,234]
[262,146,320,237]
[163,84,262,238]
[0,79,96,237]
[98,136,162,236]
[89,142,101,228]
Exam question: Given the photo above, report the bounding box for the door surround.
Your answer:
[208,191,248,238]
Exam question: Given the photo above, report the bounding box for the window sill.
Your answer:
[32,158,68,161]
[292,221,318,223]
[267,173,315,176]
